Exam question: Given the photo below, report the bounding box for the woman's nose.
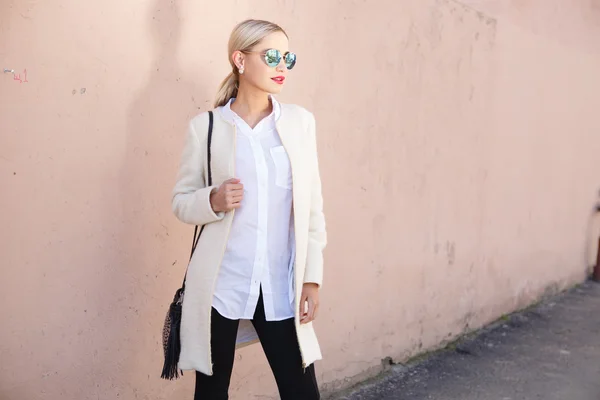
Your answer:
[276,60,286,72]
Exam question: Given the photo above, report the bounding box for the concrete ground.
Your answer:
[332,280,600,400]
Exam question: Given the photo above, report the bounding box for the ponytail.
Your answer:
[214,72,239,108]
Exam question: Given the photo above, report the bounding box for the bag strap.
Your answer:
[181,110,214,290]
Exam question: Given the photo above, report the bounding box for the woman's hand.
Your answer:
[210,178,244,213]
[300,283,320,324]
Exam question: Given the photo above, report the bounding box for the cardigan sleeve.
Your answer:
[171,118,224,226]
[303,112,327,287]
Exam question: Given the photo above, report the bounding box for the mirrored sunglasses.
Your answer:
[244,49,297,70]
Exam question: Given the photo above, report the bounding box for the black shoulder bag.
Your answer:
[161,110,214,380]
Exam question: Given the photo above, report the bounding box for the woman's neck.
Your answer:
[230,84,272,129]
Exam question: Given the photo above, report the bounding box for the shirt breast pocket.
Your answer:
[270,146,293,190]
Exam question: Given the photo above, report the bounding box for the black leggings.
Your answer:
[194,291,320,399]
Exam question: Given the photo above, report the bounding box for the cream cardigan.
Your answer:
[171,103,327,375]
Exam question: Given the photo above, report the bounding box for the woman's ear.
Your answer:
[232,51,244,71]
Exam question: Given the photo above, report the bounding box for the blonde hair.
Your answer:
[214,19,288,108]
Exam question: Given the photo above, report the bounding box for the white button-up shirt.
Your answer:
[213,97,296,321]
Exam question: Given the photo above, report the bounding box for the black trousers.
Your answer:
[194,291,320,399]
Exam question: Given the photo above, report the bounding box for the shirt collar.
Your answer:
[220,95,281,124]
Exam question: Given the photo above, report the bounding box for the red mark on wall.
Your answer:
[13,69,28,83]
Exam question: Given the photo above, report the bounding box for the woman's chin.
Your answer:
[265,82,284,94]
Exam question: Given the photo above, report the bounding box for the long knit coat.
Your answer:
[171,103,327,375]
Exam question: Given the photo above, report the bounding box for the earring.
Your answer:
[239,67,244,75]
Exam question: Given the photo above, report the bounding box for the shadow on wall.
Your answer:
[109,0,210,396]
[0,2,13,76]
[0,0,211,398]
[0,6,34,400]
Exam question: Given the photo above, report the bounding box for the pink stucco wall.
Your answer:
[1,1,599,399]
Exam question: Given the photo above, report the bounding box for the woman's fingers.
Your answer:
[226,183,244,191]
[223,178,241,185]
[212,179,244,213]
[307,298,317,323]
[300,296,308,323]
[308,299,314,321]
[300,284,320,324]
[225,187,244,209]
[301,298,318,324]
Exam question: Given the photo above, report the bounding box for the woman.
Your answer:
[171,19,327,399]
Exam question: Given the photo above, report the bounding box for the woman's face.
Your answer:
[234,31,291,95]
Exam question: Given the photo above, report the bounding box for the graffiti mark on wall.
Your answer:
[3,68,28,83]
